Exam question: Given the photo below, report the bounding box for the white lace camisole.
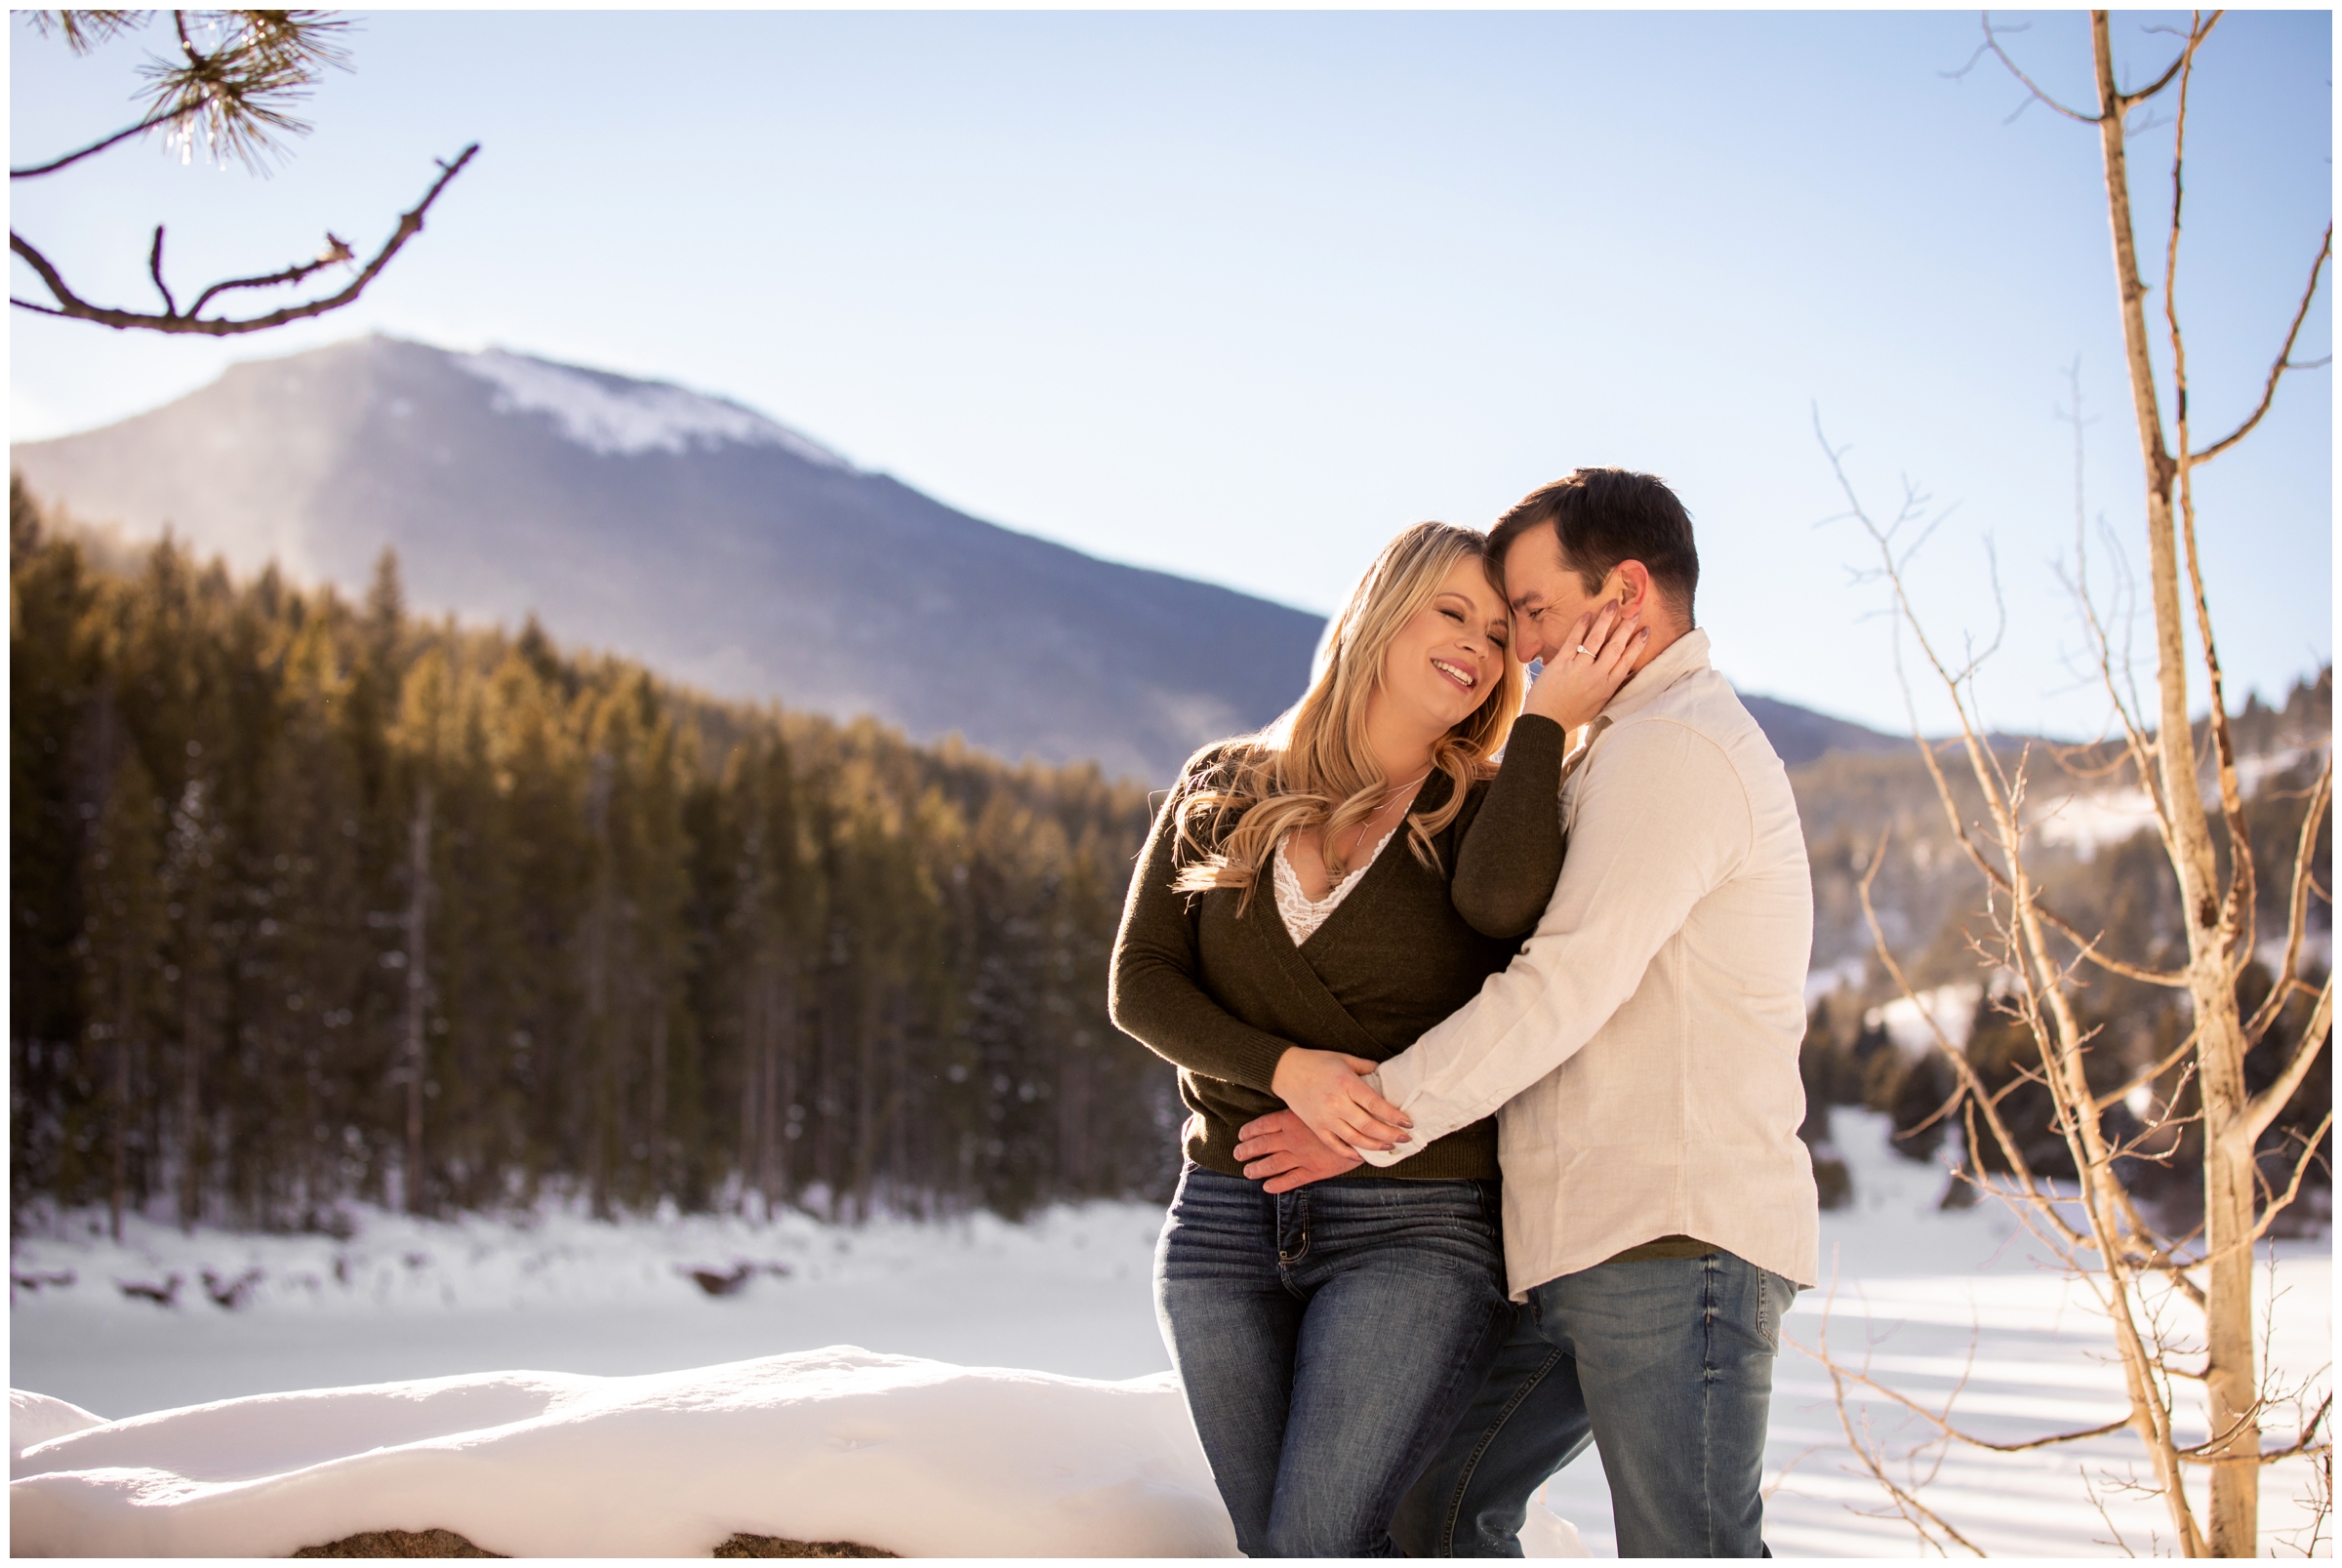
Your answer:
[1272,823,1402,947]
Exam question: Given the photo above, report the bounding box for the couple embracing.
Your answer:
[1110,468,1820,1558]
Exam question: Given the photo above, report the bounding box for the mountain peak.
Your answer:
[452,346,853,468]
[11,334,1323,781]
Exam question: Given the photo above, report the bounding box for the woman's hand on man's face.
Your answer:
[1518,602,1646,731]
[1269,1046,1412,1158]
[1233,1108,1362,1192]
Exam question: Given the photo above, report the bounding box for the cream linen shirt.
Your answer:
[1359,629,1819,1298]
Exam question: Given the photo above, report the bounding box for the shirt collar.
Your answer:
[1600,627,1712,723]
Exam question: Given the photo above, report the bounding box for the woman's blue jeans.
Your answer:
[1153,1164,1514,1557]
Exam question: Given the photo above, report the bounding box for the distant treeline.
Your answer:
[11,482,1179,1228]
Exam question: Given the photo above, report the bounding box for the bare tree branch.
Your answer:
[2243,1112,2332,1243]
[183,228,356,317]
[1795,1271,1991,1556]
[2119,34,2201,108]
[10,142,477,336]
[2243,986,2332,1144]
[2247,1393,2331,1466]
[1819,1353,2136,1454]
[2246,758,2333,1047]
[1823,415,2190,989]
[2092,1025,2201,1111]
[2195,225,2334,465]
[1964,11,2106,123]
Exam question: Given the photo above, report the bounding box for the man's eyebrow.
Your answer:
[1509,593,1540,614]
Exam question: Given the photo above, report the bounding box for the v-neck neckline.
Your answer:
[1278,818,1400,914]
[1272,770,1451,954]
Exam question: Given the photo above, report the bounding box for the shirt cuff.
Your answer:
[1356,1068,1406,1167]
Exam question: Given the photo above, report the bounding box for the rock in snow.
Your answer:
[10,1347,1589,1558]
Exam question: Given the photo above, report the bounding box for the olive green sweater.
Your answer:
[1109,715,1567,1180]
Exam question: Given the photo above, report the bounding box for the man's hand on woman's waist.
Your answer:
[1233,1108,1363,1192]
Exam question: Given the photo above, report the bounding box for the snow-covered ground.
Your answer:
[10,1198,1175,1417]
[11,1111,2329,1557]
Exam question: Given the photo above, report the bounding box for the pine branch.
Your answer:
[10,103,185,180]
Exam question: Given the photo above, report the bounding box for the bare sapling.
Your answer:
[1785,14,2332,1552]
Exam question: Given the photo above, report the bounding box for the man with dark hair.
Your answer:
[1233,468,1818,1557]
[1486,466,1701,624]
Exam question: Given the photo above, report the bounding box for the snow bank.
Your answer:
[11,1347,1237,1558]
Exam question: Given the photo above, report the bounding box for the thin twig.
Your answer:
[2244,759,2333,1047]
[1811,1352,2136,1454]
[145,224,178,318]
[2244,983,2333,1143]
[1961,12,2106,123]
[2195,225,2333,465]
[9,104,183,180]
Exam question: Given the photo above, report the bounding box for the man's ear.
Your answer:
[1612,560,1654,616]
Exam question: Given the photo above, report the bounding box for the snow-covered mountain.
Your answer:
[12,335,1905,780]
[11,337,1325,782]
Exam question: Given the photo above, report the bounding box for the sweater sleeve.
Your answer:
[1107,756,1297,1096]
[1449,714,1567,939]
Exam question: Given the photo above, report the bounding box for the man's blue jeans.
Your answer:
[1392,1248,1793,1558]
[1154,1165,1514,1557]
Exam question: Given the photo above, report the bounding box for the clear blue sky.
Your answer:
[11,10,2331,739]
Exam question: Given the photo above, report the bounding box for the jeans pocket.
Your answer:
[1474,1177,1503,1228]
[1756,1268,1786,1352]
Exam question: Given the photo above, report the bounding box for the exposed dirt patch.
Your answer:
[713,1537,897,1558]
[293,1528,505,1557]
[289,1529,895,1558]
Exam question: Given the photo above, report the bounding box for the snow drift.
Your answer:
[11,1347,1237,1558]
[9,1392,105,1464]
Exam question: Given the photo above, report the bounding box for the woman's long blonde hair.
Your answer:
[1170,522,1524,911]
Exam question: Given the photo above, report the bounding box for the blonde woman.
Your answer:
[1110,522,1641,1556]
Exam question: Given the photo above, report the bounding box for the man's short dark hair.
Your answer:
[1488,467,1698,623]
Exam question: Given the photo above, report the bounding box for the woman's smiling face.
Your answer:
[1378,554,1512,739]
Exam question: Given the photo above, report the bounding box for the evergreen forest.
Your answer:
[11,483,1180,1231]
[14,477,2328,1240]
